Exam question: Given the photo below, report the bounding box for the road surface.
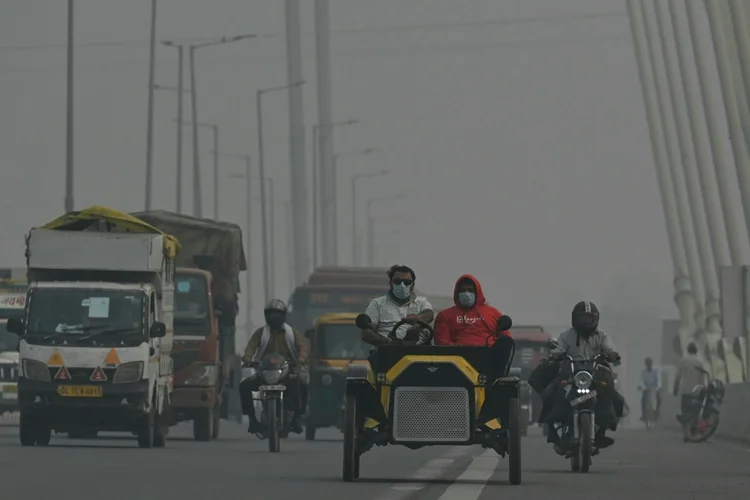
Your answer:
[0,418,746,500]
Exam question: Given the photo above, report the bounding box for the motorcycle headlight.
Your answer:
[184,364,217,386]
[22,359,50,382]
[573,371,593,389]
[113,362,144,384]
[262,369,283,384]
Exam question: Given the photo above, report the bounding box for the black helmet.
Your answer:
[572,301,599,336]
[264,299,287,329]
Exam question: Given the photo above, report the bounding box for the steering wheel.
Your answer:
[387,318,434,345]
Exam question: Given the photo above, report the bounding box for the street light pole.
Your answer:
[144,0,157,211]
[244,156,252,319]
[312,124,319,269]
[176,46,184,213]
[212,125,219,219]
[65,0,75,213]
[351,170,388,266]
[257,89,270,303]
[189,46,202,217]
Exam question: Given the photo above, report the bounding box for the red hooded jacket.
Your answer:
[433,274,511,346]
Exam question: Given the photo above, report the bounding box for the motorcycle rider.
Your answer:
[239,299,309,434]
[673,342,706,426]
[537,301,621,454]
[639,357,661,423]
[360,264,434,346]
[433,274,515,381]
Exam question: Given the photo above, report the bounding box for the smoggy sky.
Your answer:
[6,0,740,331]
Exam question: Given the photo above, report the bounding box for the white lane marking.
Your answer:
[372,448,471,500]
[435,449,498,500]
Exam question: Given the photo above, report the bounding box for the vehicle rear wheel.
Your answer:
[305,424,316,441]
[19,412,37,446]
[507,397,522,485]
[268,399,280,453]
[153,395,169,448]
[211,409,221,440]
[193,408,212,442]
[137,411,155,448]
[579,412,593,473]
[342,394,360,482]
[684,409,720,443]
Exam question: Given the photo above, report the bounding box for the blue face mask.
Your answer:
[392,283,411,300]
[458,291,476,307]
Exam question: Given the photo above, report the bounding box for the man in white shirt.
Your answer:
[673,342,707,424]
[639,357,661,422]
[360,264,434,346]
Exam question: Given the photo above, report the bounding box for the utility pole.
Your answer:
[176,46,184,213]
[189,46,202,218]
[65,0,75,213]
[144,0,157,211]
[314,0,336,265]
[285,0,309,285]
[212,125,219,219]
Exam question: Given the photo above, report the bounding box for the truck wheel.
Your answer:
[19,413,38,446]
[153,394,169,448]
[507,397,522,485]
[137,411,155,448]
[211,410,221,440]
[36,425,52,446]
[193,408,212,442]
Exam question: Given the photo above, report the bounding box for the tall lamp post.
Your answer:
[351,170,389,266]
[178,120,219,219]
[144,0,158,211]
[257,81,304,302]
[153,84,191,212]
[164,34,255,217]
[65,0,75,212]
[312,119,358,268]
[366,194,406,266]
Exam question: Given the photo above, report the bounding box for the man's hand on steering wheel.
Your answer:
[405,314,419,324]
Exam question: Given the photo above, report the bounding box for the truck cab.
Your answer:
[171,268,221,440]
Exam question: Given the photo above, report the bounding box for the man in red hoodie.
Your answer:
[434,274,514,379]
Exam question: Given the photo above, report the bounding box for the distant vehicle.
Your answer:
[0,268,26,416]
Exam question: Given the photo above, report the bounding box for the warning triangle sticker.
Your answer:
[47,351,64,367]
[103,348,121,367]
[54,366,71,380]
[90,367,107,382]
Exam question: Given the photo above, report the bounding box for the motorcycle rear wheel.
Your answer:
[684,410,719,443]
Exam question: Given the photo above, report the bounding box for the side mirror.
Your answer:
[496,315,512,332]
[304,328,315,339]
[6,318,23,335]
[355,313,373,330]
[548,339,560,350]
[150,321,167,339]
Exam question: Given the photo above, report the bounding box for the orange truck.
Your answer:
[133,211,246,441]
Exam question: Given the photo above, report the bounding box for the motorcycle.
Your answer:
[681,366,724,443]
[242,353,296,452]
[548,340,619,473]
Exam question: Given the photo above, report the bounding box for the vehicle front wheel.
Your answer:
[193,408,212,442]
[268,399,280,453]
[136,411,155,448]
[342,393,361,482]
[507,397,522,485]
[579,412,593,473]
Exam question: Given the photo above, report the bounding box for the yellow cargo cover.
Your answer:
[40,205,180,258]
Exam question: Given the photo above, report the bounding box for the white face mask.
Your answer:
[392,283,411,300]
[458,291,476,307]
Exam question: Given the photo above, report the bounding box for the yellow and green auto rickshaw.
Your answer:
[304,313,371,440]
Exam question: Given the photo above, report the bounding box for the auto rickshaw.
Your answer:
[304,313,371,440]
[342,314,522,485]
[509,326,552,436]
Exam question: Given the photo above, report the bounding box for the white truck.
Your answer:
[7,207,178,448]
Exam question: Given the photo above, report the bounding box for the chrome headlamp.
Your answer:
[573,370,593,390]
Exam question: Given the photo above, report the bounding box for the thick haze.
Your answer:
[2,0,690,346]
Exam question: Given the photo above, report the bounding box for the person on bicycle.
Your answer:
[240,299,309,434]
[359,264,434,346]
[639,357,661,423]
[673,342,706,425]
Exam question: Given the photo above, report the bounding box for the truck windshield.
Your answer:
[316,324,371,360]
[26,288,146,337]
[174,274,211,335]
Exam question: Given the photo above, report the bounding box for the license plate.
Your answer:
[57,385,103,398]
[570,390,597,406]
[259,384,286,391]
[2,385,17,393]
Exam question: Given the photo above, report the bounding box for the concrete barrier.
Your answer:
[658,382,750,441]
